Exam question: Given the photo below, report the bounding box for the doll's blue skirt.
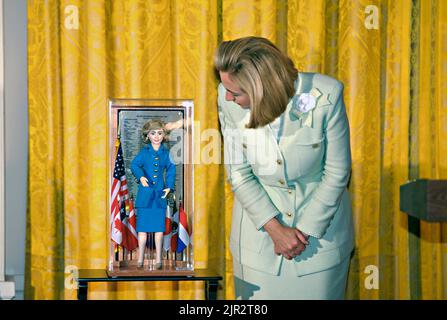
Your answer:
[136,207,165,232]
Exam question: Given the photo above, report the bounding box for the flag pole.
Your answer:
[186,201,192,268]
[115,121,121,266]
[111,121,121,268]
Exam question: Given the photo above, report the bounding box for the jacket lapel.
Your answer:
[281,72,311,142]
[257,72,316,160]
[235,72,334,166]
[281,72,333,142]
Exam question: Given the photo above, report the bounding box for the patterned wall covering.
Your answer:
[27,0,447,299]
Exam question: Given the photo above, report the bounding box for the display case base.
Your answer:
[108,259,194,277]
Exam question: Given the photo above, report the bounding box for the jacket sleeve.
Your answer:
[295,82,352,239]
[217,84,280,230]
[130,151,146,182]
[165,152,176,190]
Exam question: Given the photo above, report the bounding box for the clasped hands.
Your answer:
[140,177,171,198]
[264,218,309,260]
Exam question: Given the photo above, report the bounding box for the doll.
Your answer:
[131,119,176,269]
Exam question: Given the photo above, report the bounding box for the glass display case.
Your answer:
[108,99,194,276]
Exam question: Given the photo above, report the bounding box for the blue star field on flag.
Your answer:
[113,144,125,179]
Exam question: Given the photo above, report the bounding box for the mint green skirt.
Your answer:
[233,255,350,300]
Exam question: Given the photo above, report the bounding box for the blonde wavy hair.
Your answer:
[214,36,298,128]
[141,119,167,144]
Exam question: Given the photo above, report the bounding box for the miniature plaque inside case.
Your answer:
[108,99,194,276]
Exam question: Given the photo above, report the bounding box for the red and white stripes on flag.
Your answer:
[110,142,129,245]
[177,202,190,252]
[121,198,138,251]
[163,203,173,251]
[170,203,179,252]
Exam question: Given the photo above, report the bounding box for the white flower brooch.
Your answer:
[293,87,328,128]
[297,91,317,113]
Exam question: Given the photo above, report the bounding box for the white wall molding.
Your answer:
[0,0,5,284]
[0,0,15,300]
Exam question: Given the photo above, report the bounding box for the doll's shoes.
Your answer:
[155,262,162,270]
[137,261,144,269]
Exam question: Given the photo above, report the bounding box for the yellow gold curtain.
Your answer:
[27,0,447,300]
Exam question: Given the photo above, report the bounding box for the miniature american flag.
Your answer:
[110,142,129,245]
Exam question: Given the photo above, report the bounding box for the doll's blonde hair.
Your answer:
[214,36,298,129]
[142,119,167,144]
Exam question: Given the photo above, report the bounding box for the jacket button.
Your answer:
[286,212,292,217]
[288,189,292,194]
[152,181,156,185]
[277,159,282,165]
[153,175,158,178]
[154,169,158,172]
[155,157,159,160]
[242,143,247,148]
[154,163,158,166]
[278,179,285,185]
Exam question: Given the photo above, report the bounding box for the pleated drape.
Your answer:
[27,0,447,300]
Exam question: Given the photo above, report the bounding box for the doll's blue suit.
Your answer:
[131,143,176,232]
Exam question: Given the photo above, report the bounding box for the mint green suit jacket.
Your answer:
[218,72,355,277]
